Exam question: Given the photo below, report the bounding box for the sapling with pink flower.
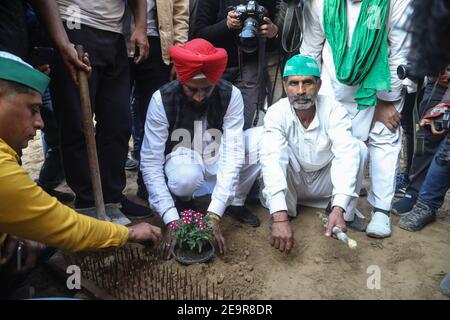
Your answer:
[172,210,214,253]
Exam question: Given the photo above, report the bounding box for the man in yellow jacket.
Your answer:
[0,51,161,297]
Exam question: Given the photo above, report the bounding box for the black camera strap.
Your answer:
[268,1,304,106]
[236,37,267,126]
[281,0,303,54]
[413,79,425,156]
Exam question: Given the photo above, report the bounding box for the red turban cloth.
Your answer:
[169,39,228,85]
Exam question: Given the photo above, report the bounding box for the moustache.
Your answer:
[291,96,313,103]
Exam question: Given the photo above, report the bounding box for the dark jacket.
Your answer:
[0,0,28,58]
[193,0,277,68]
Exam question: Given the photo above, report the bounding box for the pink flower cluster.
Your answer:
[168,220,179,231]
[180,209,207,231]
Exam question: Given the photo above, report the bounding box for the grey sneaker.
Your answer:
[398,202,436,232]
[105,203,132,225]
[76,206,99,219]
[76,205,131,225]
[440,273,450,297]
[346,209,367,232]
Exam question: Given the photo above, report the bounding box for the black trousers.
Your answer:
[407,82,448,194]
[38,90,65,190]
[400,92,417,174]
[131,36,171,189]
[223,53,266,130]
[50,25,131,208]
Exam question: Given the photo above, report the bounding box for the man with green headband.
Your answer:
[0,51,161,298]
[300,0,410,238]
[260,55,368,254]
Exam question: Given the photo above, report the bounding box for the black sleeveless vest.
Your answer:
[160,79,233,155]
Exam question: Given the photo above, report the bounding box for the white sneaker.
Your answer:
[366,211,391,238]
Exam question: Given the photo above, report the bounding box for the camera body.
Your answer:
[422,104,450,166]
[232,1,266,53]
[434,109,450,132]
[423,103,450,132]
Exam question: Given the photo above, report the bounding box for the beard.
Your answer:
[186,96,211,111]
[289,94,316,111]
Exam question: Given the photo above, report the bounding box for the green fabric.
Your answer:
[283,55,321,78]
[0,56,49,95]
[323,0,391,110]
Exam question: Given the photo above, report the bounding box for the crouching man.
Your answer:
[140,39,261,258]
[260,55,368,254]
[0,51,162,298]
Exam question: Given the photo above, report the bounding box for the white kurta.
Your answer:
[140,85,260,224]
[301,0,410,109]
[300,0,411,211]
[260,96,367,220]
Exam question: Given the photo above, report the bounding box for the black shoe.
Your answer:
[392,192,417,216]
[37,181,75,203]
[46,188,75,203]
[226,206,260,227]
[398,202,436,232]
[346,213,367,232]
[120,198,153,219]
[325,201,366,232]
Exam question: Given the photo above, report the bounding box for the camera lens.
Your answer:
[240,17,258,39]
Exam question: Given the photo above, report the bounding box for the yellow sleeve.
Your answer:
[0,153,129,252]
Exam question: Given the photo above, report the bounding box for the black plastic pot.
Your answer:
[173,241,215,265]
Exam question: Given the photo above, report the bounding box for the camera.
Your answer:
[433,108,450,166]
[232,1,266,53]
[433,109,450,132]
[422,104,450,166]
[397,64,418,81]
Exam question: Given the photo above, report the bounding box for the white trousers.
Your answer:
[260,140,368,222]
[164,127,262,205]
[343,98,404,211]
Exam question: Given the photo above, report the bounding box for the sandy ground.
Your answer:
[20,131,450,300]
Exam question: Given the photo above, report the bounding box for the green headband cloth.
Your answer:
[283,55,321,78]
[0,52,50,95]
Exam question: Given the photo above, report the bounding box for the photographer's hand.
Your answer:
[227,11,242,30]
[259,17,278,39]
[420,118,448,136]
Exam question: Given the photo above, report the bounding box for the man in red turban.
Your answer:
[140,39,262,259]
